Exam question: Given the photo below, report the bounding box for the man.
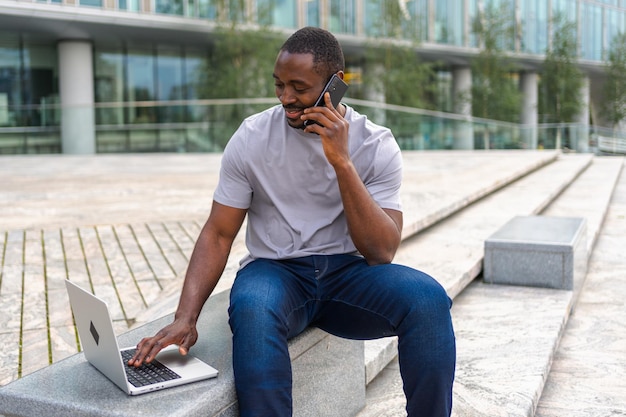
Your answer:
[129,26,456,417]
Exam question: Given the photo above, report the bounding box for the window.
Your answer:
[257,0,296,28]
[126,47,156,123]
[0,35,58,128]
[80,0,102,7]
[305,0,320,27]
[94,45,125,125]
[329,0,355,34]
[155,0,184,15]
[436,0,465,45]
[520,0,548,54]
[580,3,603,60]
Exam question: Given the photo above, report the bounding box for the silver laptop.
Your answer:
[65,280,218,395]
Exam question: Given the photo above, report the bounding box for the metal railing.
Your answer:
[0,98,623,154]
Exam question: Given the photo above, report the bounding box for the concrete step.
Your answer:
[133,151,560,326]
[356,155,624,416]
[3,152,621,417]
[536,158,626,416]
[0,150,558,387]
[0,291,367,417]
[542,156,624,254]
[452,282,574,417]
[357,283,575,417]
[453,156,624,417]
[127,151,565,391]
[126,151,565,400]
[363,153,594,385]
[397,151,559,240]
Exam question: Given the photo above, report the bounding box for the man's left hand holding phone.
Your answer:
[303,74,349,133]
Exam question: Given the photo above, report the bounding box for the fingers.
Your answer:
[128,335,168,367]
[179,328,197,354]
[322,90,338,109]
[303,94,343,134]
[127,323,197,367]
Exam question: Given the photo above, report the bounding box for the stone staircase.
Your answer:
[357,154,625,416]
[1,151,624,416]
[130,151,625,416]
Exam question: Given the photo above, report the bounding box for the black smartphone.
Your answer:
[304,74,349,127]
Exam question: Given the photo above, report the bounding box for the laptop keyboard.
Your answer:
[121,349,182,387]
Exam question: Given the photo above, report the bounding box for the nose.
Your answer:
[277,86,296,105]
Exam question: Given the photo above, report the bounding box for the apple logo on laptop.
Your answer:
[90,321,100,346]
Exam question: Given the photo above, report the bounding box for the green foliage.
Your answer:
[191,25,284,148]
[360,1,436,109]
[362,42,437,109]
[194,0,283,100]
[199,27,284,99]
[207,0,248,24]
[365,0,424,41]
[472,1,516,52]
[539,13,584,123]
[470,53,521,122]
[470,1,521,123]
[603,32,626,129]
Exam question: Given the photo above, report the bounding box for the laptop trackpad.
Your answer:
[155,346,218,378]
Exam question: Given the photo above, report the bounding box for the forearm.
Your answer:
[333,160,402,264]
[129,203,244,366]
[174,224,232,324]
[306,99,401,263]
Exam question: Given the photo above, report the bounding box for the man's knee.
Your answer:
[386,265,451,310]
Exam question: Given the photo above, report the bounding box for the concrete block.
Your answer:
[0,290,365,417]
[484,216,587,290]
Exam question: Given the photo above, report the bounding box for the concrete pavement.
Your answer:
[1,150,624,417]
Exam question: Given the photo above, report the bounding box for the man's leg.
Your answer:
[228,258,316,417]
[313,255,456,417]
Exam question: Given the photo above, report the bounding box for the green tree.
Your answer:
[357,1,437,144]
[195,0,283,100]
[468,1,521,149]
[470,1,521,124]
[603,32,626,131]
[195,25,284,148]
[362,43,436,109]
[201,27,283,99]
[360,0,436,109]
[539,13,584,125]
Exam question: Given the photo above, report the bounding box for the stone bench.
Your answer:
[0,290,365,417]
[483,215,588,291]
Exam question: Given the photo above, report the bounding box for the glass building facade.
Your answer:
[0,0,623,154]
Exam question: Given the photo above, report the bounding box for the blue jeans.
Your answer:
[228,254,456,417]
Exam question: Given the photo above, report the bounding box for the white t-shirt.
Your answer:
[213,104,403,267]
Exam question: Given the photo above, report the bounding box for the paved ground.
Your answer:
[0,150,559,385]
[0,154,227,384]
[0,153,222,231]
[357,155,626,417]
[536,159,626,416]
[1,151,624,417]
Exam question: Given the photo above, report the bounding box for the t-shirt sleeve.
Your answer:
[365,132,403,212]
[213,124,253,209]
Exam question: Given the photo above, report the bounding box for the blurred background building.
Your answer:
[0,0,623,154]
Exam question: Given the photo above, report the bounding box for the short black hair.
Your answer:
[280,27,345,78]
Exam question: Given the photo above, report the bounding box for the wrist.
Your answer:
[174,308,199,325]
[330,157,354,174]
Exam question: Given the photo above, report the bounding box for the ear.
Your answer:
[336,71,345,80]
